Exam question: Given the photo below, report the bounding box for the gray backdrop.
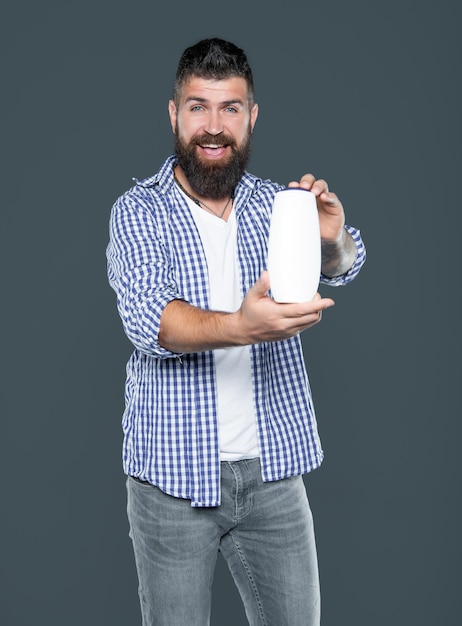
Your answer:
[2,1,460,624]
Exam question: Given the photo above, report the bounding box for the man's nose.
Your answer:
[204,111,223,136]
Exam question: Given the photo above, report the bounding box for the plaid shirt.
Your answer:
[107,156,366,507]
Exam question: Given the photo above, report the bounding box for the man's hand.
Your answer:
[288,174,344,242]
[288,174,357,277]
[235,271,335,344]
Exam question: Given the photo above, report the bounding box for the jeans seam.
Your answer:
[229,531,267,626]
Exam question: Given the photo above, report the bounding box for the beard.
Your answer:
[174,124,252,199]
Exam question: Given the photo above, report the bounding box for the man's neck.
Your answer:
[173,165,233,220]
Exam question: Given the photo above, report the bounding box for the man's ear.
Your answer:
[168,100,177,134]
[250,102,259,132]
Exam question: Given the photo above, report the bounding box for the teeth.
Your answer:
[202,144,223,149]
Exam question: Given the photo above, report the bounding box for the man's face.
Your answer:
[169,76,258,199]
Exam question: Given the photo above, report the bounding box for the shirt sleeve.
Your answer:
[319,224,366,286]
[106,189,184,359]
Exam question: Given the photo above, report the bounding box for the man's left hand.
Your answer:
[288,174,344,242]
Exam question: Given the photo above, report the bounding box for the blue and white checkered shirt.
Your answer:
[107,156,366,507]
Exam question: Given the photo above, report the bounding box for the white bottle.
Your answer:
[267,188,321,303]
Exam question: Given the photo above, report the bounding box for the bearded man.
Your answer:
[107,38,366,626]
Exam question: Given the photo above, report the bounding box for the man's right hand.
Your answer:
[234,271,334,344]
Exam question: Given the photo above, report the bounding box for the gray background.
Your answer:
[2,0,460,624]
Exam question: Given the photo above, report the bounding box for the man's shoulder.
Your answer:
[113,156,176,210]
[133,155,176,190]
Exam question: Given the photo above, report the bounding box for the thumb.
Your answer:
[251,271,271,297]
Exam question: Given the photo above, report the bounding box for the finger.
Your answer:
[319,191,340,207]
[298,174,316,190]
[287,297,335,317]
[309,308,323,328]
[311,179,329,197]
[251,271,271,297]
[307,300,333,323]
[312,292,324,316]
[292,306,328,333]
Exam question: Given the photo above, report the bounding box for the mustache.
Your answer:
[191,134,236,148]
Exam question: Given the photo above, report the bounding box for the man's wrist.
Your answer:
[321,228,357,277]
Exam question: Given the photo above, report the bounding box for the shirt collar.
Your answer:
[132,155,177,190]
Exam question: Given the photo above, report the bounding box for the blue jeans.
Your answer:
[127,458,320,626]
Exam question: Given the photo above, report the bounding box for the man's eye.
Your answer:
[225,107,238,113]
[190,105,204,112]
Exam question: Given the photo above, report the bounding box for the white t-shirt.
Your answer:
[183,194,259,461]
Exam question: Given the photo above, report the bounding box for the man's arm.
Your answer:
[160,173,366,355]
[321,227,358,278]
[159,271,334,354]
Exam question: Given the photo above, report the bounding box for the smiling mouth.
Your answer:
[197,143,230,160]
[194,134,234,149]
[191,134,235,159]
[200,143,226,149]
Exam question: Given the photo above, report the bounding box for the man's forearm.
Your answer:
[158,273,334,354]
[321,228,357,278]
[158,300,242,354]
